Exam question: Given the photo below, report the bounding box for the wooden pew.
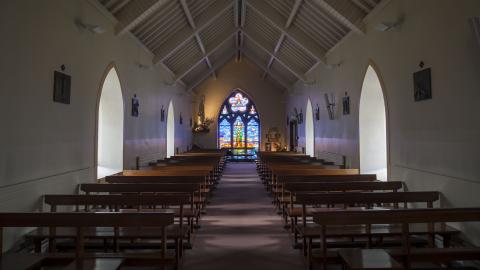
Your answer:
[79,183,202,228]
[120,170,214,192]
[40,194,191,263]
[311,208,480,270]
[267,168,361,192]
[0,212,174,270]
[296,191,440,249]
[270,174,378,207]
[281,181,404,229]
[104,175,210,209]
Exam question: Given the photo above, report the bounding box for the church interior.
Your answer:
[1,0,480,269]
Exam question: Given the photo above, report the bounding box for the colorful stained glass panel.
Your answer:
[233,116,245,148]
[246,119,259,149]
[229,93,249,112]
[218,118,231,148]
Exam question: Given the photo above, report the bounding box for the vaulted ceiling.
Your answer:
[97,0,384,91]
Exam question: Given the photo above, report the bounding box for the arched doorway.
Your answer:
[97,66,124,179]
[359,64,388,181]
[305,98,314,157]
[166,100,175,158]
[218,90,260,160]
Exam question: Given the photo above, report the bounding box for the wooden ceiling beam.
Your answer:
[187,51,237,92]
[351,0,372,13]
[110,0,131,14]
[243,31,306,82]
[115,0,168,36]
[311,0,366,35]
[240,49,291,90]
[176,30,237,82]
[263,0,302,79]
[246,1,326,64]
[153,1,234,65]
[179,0,217,79]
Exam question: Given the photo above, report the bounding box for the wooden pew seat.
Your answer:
[339,248,404,270]
[0,212,175,270]
[63,258,124,270]
[309,208,480,270]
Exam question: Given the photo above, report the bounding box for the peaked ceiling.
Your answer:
[98,0,383,91]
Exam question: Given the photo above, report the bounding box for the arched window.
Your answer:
[218,91,260,159]
[359,65,388,180]
[305,98,314,157]
[167,100,175,158]
[97,66,124,179]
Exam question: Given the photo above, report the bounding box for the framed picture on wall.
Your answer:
[53,71,71,104]
[413,68,432,101]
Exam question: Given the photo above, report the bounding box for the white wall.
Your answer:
[192,59,288,150]
[287,0,480,243]
[359,66,387,180]
[0,0,192,250]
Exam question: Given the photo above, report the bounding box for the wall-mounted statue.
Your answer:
[193,94,212,133]
[198,94,205,124]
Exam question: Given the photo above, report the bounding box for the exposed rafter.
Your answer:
[176,30,238,82]
[240,49,290,90]
[179,0,217,79]
[152,1,234,65]
[311,0,366,35]
[115,0,168,36]
[263,0,303,79]
[96,0,382,90]
[243,31,306,82]
[246,0,326,65]
[109,0,130,14]
[351,0,373,13]
[187,51,237,92]
[237,0,246,61]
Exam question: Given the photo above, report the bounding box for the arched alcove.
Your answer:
[167,100,175,158]
[305,98,314,157]
[97,66,124,179]
[359,65,388,181]
[218,90,260,160]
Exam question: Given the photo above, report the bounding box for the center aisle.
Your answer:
[183,162,304,270]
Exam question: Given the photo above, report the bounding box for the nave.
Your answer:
[2,0,480,269]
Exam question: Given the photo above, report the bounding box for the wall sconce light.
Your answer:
[75,18,106,34]
[375,14,405,32]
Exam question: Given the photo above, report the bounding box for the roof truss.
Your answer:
[97,0,383,91]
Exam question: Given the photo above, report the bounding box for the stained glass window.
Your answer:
[218,91,260,160]
[249,105,256,115]
[229,93,249,112]
[246,119,259,149]
[218,118,231,148]
[233,116,245,148]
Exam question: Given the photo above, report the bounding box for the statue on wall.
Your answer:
[198,95,205,124]
[193,94,213,133]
